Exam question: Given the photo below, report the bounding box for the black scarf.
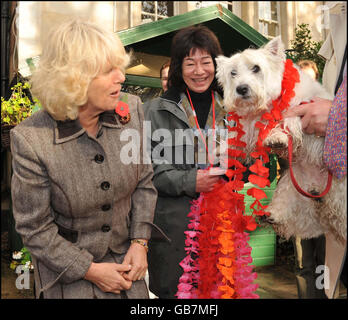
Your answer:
[184,88,212,128]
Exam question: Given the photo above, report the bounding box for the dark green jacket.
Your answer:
[144,87,226,298]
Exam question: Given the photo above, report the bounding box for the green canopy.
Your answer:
[117,4,268,87]
[118,4,267,57]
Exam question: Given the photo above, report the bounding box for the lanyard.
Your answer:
[186,88,216,167]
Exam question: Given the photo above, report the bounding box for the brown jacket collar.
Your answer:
[54,110,122,144]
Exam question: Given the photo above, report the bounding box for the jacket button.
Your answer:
[101,224,111,232]
[101,181,110,190]
[95,154,104,163]
[102,204,111,211]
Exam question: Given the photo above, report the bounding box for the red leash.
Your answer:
[287,134,333,198]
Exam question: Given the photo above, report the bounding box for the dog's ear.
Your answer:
[264,36,285,58]
[215,55,230,67]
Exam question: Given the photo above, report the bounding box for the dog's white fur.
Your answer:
[216,37,346,244]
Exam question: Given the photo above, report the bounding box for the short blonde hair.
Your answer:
[297,60,319,80]
[30,19,130,120]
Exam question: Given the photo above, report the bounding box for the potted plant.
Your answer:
[10,247,34,272]
[1,78,41,148]
[1,74,41,274]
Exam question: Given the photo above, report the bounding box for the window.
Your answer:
[141,1,174,23]
[195,1,233,12]
[258,1,280,39]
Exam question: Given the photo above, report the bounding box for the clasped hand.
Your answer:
[283,97,332,136]
[84,241,148,294]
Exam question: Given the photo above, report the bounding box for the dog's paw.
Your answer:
[266,141,287,149]
[257,215,275,227]
[264,138,288,151]
[263,131,289,150]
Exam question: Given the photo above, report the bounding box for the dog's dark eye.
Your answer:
[252,65,260,73]
[231,70,237,77]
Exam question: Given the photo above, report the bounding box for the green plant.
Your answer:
[287,23,325,80]
[10,247,33,271]
[1,81,41,125]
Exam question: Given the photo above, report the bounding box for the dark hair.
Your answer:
[168,25,223,94]
[160,60,170,79]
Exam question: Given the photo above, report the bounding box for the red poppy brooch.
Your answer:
[115,95,130,124]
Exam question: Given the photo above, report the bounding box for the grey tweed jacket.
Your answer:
[10,93,158,298]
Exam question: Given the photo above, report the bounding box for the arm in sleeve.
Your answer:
[144,102,198,198]
[323,73,347,178]
[152,165,198,198]
[10,129,93,285]
[129,96,158,240]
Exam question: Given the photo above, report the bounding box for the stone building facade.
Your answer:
[17,1,331,77]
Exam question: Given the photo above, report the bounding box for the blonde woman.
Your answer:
[10,19,157,299]
[297,60,319,80]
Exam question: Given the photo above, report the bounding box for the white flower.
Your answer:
[23,261,31,271]
[24,261,34,270]
[12,251,23,260]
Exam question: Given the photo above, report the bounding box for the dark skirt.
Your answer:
[148,195,192,299]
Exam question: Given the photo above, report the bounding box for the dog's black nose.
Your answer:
[236,85,249,96]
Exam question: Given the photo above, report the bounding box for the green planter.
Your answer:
[248,225,276,266]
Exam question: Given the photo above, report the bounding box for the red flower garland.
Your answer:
[177,59,300,299]
[248,59,300,217]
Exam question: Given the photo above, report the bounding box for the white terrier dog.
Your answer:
[215,36,346,244]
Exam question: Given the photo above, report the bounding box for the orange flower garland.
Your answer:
[176,59,300,299]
